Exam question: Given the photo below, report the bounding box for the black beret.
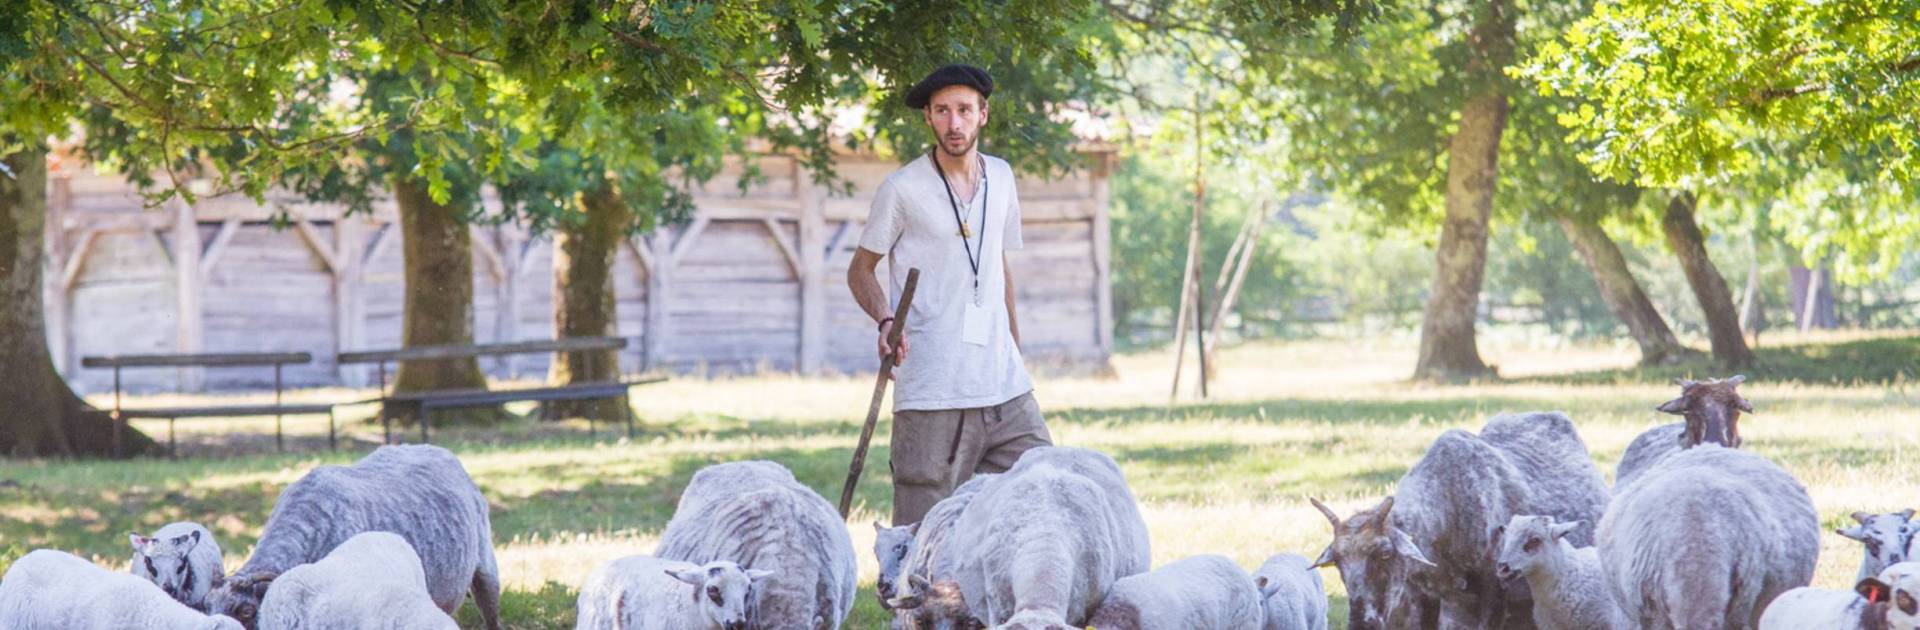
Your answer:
[905,64,994,109]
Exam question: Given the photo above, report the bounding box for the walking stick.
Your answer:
[839,268,920,518]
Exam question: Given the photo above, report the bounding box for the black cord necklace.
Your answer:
[930,148,988,300]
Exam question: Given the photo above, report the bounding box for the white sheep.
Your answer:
[1598,445,1819,629]
[202,445,502,630]
[1838,510,1915,581]
[875,522,916,608]
[575,555,774,630]
[1492,515,1629,630]
[655,460,857,630]
[884,473,999,611]
[1251,553,1327,630]
[1085,555,1264,630]
[1757,561,1920,630]
[892,447,1151,629]
[0,548,244,630]
[256,531,457,630]
[131,521,225,611]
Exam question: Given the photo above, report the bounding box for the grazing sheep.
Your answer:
[256,531,457,630]
[1599,445,1818,630]
[202,445,502,630]
[131,521,225,611]
[1312,411,1609,629]
[891,447,1150,629]
[1839,510,1916,581]
[1615,376,1753,490]
[878,474,999,609]
[1757,562,1920,630]
[655,460,857,630]
[1085,555,1264,630]
[1252,553,1328,630]
[575,554,774,630]
[0,549,244,630]
[1492,515,1628,630]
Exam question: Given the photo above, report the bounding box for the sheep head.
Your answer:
[667,561,771,630]
[1490,515,1580,581]
[874,521,918,609]
[1657,375,1752,448]
[1838,510,1915,574]
[130,529,206,604]
[204,571,276,630]
[887,574,982,630]
[1310,496,1435,630]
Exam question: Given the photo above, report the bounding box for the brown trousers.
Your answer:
[889,391,1052,525]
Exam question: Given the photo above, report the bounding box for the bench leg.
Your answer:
[625,402,637,440]
[589,413,596,439]
[383,410,392,445]
[275,413,284,454]
[327,409,337,452]
[421,407,431,444]
[168,418,176,459]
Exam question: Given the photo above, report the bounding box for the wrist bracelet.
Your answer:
[877,317,894,332]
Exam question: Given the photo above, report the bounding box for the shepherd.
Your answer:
[846,64,1053,525]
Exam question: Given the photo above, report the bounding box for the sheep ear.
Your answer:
[1548,521,1582,540]
[1311,545,1336,569]
[1858,577,1892,603]
[1838,527,1869,542]
[873,521,884,533]
[1724,374,1745,386]
[1854,511,1875,525]
[171,531,198,550]
[666,568,705,587]
[1899,590,1919,617]
[887,593,924,610]
[1734,397,1753,414]
[744,569,775,582]
[1657,397,1688,414]
[129,533,149,552]
[1391,529,1436,568]
[1488,525,1505,545]
[1902,509,1917,522]
[1255,576,1269,590]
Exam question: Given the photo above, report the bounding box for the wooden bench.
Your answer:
[80,352,336,457]
[337,337,667,444]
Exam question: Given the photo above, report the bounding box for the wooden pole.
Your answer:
[838,268,921,518]
[1207,204,1269,356]
[1171,98,1206,401]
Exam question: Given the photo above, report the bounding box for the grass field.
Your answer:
[2,332,1916,629]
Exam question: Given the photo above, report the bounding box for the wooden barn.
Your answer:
[42,149,1116,393]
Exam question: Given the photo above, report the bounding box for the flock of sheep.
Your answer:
[0,375,1916,629]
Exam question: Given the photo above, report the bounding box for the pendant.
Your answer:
[960,221,972,238]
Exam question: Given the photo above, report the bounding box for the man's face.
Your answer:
[923,85,988,158]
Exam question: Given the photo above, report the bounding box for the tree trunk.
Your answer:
[1556,214,1693,365]
[387,176,507,424]
[1789,264,1838,331]
[0,147,153,457]
[1660,192,1756,368]
[1413,0,1513,382]
[539,181,629,423]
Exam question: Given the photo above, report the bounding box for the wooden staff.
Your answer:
[839,268,920,518]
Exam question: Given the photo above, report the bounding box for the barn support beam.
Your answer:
[798,167,827,374]
[171,198,206,391]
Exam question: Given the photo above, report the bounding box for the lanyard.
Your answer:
[929,149,988,301]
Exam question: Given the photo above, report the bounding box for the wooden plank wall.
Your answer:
[45,151,1114,393]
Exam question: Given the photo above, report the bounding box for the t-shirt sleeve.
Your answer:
[1003,172,1024,251]
[858,176,905,254]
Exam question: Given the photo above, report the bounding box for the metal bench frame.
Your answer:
[338,337,665,444]
[79,352,335,457]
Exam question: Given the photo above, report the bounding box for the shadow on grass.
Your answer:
[1513,335,1920,386]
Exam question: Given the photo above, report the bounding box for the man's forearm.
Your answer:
[1004,258,1020,347]
[849,263,892,324]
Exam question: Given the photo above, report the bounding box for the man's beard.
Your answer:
[939,131,976,158]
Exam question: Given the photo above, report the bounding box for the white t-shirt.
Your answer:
[858,152,1033,412]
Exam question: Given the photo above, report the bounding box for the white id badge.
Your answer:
[963,301,990,346]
